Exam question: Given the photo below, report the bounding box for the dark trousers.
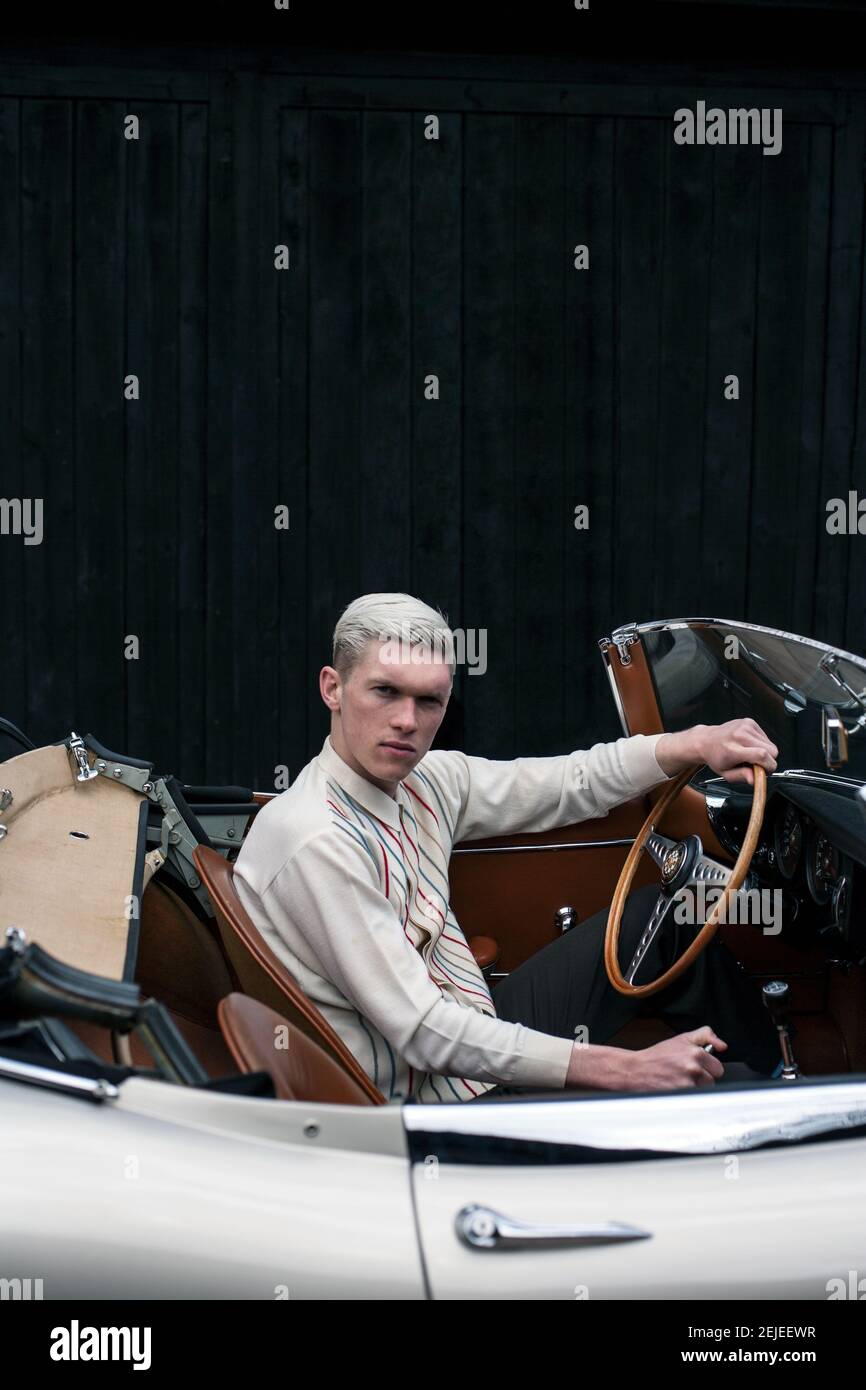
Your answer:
[475,881,780,1099]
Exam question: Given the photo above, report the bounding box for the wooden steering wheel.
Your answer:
[604,763,767,997]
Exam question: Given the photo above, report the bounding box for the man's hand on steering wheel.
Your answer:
[655,718,779,786]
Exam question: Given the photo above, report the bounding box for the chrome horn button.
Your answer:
[661,844,686,884]
[656,834,703,894]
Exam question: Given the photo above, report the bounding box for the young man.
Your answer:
[234,592,781,1104]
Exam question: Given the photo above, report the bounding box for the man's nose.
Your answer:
[391,699,419,729]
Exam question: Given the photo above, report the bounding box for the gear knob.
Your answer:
[762,980,800,1079]
[762,979,789,1022]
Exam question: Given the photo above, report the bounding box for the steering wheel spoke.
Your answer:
[644,829,679,871]
[688,854,732,890]
[624,890,678,985]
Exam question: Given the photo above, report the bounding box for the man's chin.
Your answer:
[375,742,423,771]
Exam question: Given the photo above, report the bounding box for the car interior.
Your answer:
[1,621,865,1106]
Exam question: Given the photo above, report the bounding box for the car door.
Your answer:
[406,1080,866,1299]
[0,1070,425,1299]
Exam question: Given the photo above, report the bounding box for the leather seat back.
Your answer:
[217,992,375,1104]
[192,845,385,1105]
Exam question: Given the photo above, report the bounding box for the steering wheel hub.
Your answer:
[661,844,684,882]
[660,839,691,888]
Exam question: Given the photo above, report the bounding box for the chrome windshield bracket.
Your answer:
[610,623,640,667]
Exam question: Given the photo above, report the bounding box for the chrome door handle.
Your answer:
[455,1203,651,1250]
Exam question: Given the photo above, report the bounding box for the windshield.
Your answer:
[629,618,866,784]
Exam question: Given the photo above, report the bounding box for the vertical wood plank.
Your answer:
[21,100,76,745]
[814,91,865,651]
[514,114,566,754]
[654,121,713,616]
[75,100,126,749]
[792,122,832,644]
[411,108,463,746]
[565,115,621,744]
[175,100,209,781]
[841,94,866,658]
[747,124,811,635]
[462,115,516,756]
[205,70,237,782]
[0,99,27,749]
[306,110,363,752]
[276,105,311,785]
[360,111,412,595]
[613,117,665,625]
[702,141,761,619]
[125,99,180,765]
[226,71,265,784]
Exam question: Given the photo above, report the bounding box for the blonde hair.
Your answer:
[332,592,456,681]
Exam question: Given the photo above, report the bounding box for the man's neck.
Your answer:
[329,728,400,800]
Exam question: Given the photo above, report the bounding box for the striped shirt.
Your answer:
[233,731,671,1103]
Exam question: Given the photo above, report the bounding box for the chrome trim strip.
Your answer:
[623,616,866,676]
[773,767,866,788]
[403,1078,866,1159]
[0,1055,120,1103]
[452,838,634,855]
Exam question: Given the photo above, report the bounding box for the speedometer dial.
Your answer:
[773,802,803,880]
[806,830,840,905]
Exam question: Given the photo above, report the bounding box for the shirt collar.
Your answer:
[316,735,405,830]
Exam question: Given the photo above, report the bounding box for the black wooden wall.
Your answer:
[1,40,865,786]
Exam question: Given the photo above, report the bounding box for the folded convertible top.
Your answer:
[0,738,148,981]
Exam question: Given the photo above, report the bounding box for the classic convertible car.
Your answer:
[1,616,865,1300]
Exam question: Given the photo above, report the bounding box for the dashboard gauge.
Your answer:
[773,802,803,880]
[806,829,841,906]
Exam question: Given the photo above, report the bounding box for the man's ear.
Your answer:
[319,665,342,712]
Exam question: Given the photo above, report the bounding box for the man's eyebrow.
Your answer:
[367,673,447,696]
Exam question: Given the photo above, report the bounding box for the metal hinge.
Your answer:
[68,731,100,783]
[608,623,640,667]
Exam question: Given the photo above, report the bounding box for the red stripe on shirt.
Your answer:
[379,839,390,898]
[405,781,440,826]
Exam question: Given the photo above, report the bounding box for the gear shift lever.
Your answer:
[762,981,801,1080]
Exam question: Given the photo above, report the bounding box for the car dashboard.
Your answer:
[701,770,866,962]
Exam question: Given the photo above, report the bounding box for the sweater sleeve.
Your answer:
[263,828,575,1089]
[427,732,672,845]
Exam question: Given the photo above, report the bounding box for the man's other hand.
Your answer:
[566,1025,729,1092]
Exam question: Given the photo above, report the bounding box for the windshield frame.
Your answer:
[619,616,866,676]
[608,611,866,783]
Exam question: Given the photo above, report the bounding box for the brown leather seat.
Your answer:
[193,845,386,1105]
[468,934,499,973]
[218,993,376,1103]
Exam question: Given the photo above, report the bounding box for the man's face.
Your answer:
[320,639,452,795]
